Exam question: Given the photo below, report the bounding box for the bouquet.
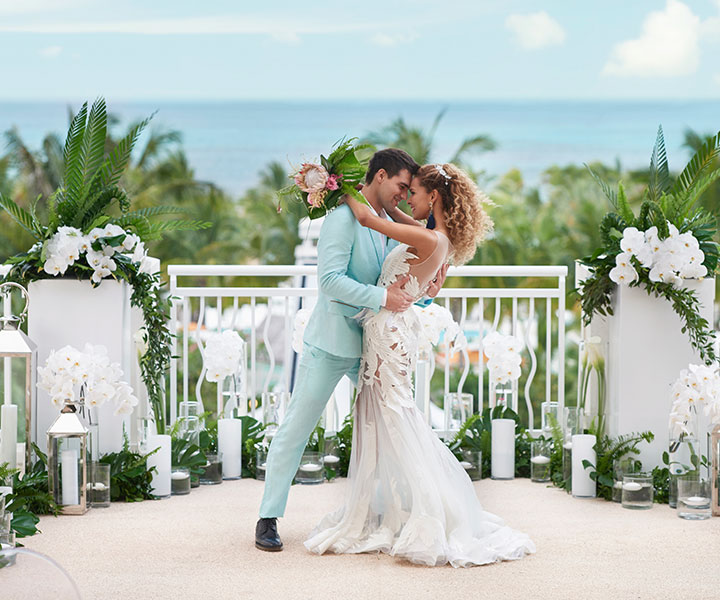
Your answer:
[277,138,373,219]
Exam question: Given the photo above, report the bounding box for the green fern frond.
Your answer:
[142,219,211,240]
[615,182,635,224]
[98,113,154,189]
[80,97,108,199]
[599,212,625,250]
[72,186,130,230]
[672,130,720,197]
[0,193,42,239]
[586,165,618,209]
[61,101,88,210]
[648,125,671,202]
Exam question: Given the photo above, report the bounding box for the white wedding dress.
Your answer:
[304,231,536,567]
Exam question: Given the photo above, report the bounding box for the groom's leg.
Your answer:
[259,343,358,518]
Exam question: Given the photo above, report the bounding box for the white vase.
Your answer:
[491,418,515,479]
[146,433,171,498]
[572,433,597,498]
[28,278,145,454]
[576,262,715,470]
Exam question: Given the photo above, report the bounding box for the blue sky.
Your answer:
[0,0,719,101]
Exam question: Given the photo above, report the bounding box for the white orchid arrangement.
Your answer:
[42,224,155,284]
[204,330,246,383]
[580,127,720,365]
[482,331,522,385]
[609,224,706,287]
[38,344,139,415]
[413,303,467,357]
[669,363,720,439]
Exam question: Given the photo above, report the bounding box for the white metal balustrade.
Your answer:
[167,264,568,436]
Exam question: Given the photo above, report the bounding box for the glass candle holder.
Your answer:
[89,462,111,508]
[530,441,552,482]
[444,392,473,432]
[321,438,341,481]
[295,451,324,484]
[199,453,223,485]
[540,401,560,435]
[171,467,191,495]
[255,449,268,481]
[612,458,641,503]
[459,450,482,481]
[677,476,711,520]
[621,472,653,510]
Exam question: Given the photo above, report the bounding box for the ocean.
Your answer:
[0,100,718,195]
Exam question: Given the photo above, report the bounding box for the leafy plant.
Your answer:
[170,437,206,480]
[240,415,266,479]
[3,444,58,538]
[581,431,654,501]
[99,435,157,502]
[652,451,670,504]
[0,97,210,433]
[579,126,720,364]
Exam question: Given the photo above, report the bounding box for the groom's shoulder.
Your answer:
[322,204,355,229]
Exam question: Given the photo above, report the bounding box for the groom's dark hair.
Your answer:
[365,148,419,184]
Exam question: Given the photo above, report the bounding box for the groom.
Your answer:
[256,148,443,551]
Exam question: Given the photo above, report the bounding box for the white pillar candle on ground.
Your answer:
[146,434,171,498]
[16,443,26,478]
[572,434,597,498]
[491,419,515,479]
[0,404,18,469]
[218,418,243,479]
[60,449,79,506]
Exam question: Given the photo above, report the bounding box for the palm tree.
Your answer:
[365,108,496,178]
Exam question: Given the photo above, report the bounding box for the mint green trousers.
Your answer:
[259,343,359,518]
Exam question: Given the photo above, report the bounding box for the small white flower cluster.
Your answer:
[610,224,706,287]
[413,304,467,357]
[204,330,245,382]
[38,344,139,415]
[43,224,153,284]
[669,363,720,438]
[483,331,522,385]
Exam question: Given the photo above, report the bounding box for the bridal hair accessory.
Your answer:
[435,164,451,184]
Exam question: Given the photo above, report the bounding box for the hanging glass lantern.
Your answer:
[711,424,720,517]
[0,282,37,472]
[47,401,89,515]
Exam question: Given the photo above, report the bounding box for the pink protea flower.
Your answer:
[295,163,329,194]
[325,174,342,191]
[307,188,328,208]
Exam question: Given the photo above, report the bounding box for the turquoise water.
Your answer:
[0,100,718,194]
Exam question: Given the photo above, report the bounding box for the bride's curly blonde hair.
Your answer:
[415,163,493,265]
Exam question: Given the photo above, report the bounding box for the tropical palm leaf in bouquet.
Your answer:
[277,138,375,219]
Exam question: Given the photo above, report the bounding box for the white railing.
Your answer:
[168,264,568,436]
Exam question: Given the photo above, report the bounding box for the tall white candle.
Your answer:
[218,418,243,479]
[0,404,18,469]
[16,443,25,478]
[61,449,79,505]
[491,418,515,479]
[572,434,597,498]
[146,434,171,498]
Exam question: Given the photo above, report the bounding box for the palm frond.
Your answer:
[586,164,618,209]
[61,101,88,209]
[0,193,42,239]
[615,182,635,224]
[80,97,108,196]
[142,219,211,240]
[647,125,670,202]
[449,135,497,164]
[427,108,447,148]
[98,113,155,189]
[72,186,130,230]
[672,130,720,197]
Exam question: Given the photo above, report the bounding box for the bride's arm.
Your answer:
[345,195,437,256]
[387,205,422,227]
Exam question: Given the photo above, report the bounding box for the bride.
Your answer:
[304,163,536,567]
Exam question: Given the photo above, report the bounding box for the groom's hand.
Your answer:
[385,274,413,312]
[426,264,449,298]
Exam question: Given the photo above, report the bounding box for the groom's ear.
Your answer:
[374,168,387,183]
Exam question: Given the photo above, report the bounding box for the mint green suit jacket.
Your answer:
[303,205,398,359]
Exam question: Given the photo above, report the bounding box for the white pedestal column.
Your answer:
[576,263,715,470]
[29,280,134,454]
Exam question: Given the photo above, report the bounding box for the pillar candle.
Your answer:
[491,418,515,479]
[61,449,79,506]
[0,404,17,469]
[218,418,243,479]
[16,443,25,478]
[146,434,171,498]
[572,434,597,498]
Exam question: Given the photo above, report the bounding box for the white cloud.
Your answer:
[602,0,701,77]
[0,0,87,15]
[370,32,418,47]
[38,45,62,58]
[505,11,565,50]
